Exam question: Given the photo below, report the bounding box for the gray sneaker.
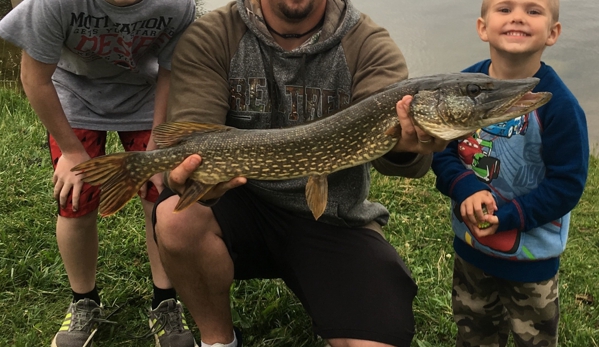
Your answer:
[149,299,198,347]
[51,299,104,347]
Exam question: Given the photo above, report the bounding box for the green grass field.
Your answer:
[1,88,597,346]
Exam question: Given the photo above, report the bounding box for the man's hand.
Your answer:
[392,95,451,154]
[54,152,91,212]
[168,155,247,202]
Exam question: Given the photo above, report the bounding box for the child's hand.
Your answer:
[460,191,497,228]
[465,215,499,238]
[54,152,91,212]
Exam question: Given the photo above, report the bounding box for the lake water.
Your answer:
[1,0,597,149]
[204,0,599,150]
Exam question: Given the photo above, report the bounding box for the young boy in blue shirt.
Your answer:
[432,0,589,346]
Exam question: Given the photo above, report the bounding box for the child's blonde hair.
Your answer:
[481,0,560,23]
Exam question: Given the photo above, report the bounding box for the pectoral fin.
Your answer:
[305,174,329,220]
[174,180,215,212]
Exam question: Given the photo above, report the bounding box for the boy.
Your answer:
[0,0,196,346]
[432,0,589,346]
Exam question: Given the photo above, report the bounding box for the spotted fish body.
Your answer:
[157,100,400,183]
[73,73,551,218]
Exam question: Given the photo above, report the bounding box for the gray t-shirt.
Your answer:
[0,0,195,131]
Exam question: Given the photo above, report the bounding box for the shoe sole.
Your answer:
[51,335,95,347]
[51,329,97,347]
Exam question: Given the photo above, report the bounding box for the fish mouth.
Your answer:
[481,77,551,124]
[506,91,551,112]
[490,90,552,121]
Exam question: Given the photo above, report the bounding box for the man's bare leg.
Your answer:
[155,196,235,344]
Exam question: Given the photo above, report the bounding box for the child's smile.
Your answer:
[504,31,529,37]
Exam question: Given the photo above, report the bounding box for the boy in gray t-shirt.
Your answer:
[0,0,196,346]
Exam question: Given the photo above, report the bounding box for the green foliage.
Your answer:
[0,88,597,346]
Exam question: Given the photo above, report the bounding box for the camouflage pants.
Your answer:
[452,255,559,347]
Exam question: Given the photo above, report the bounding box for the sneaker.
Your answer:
[149,299,198,347]
[51,298,104,347]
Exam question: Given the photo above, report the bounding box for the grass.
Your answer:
[0,87,597,346]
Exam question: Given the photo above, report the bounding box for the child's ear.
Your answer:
[476,17,489,42]
[545,21,562,47]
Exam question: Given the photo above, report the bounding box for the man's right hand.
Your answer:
[168,155,247,202]
[54,152,91,212]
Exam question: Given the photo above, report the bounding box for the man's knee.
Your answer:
[153,197,212,251]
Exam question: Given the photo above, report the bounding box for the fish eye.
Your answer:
[466,84,482,97]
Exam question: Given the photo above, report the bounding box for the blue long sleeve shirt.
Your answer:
[432,60,589,282]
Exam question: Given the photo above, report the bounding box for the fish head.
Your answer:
[409,73,552,140]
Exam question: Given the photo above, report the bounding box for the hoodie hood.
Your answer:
[238,0,361,55]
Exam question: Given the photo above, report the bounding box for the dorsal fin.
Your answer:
[153,122,233,148]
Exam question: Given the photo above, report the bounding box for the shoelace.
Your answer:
[72,308,116,331]
[132,305,186,339]
[71,307,117,347]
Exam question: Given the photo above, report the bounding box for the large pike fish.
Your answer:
[72,73,551,219]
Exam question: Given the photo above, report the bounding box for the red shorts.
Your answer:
[49,129,159,217]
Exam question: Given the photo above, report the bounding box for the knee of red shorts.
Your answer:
[58,183,101,218]
[58,182,159,217]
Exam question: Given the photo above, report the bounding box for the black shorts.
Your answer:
[153,185,417,346]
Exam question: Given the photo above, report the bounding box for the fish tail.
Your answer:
[72,152,155,216]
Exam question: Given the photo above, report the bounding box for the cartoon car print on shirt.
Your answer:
[454,113,539,257]
[482,114,529,138]
[458,135,500,183]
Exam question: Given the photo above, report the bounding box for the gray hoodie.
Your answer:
[167,0,431,227]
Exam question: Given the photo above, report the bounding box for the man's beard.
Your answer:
[278,0,314,20]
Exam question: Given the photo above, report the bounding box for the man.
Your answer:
[154,0,448,346]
